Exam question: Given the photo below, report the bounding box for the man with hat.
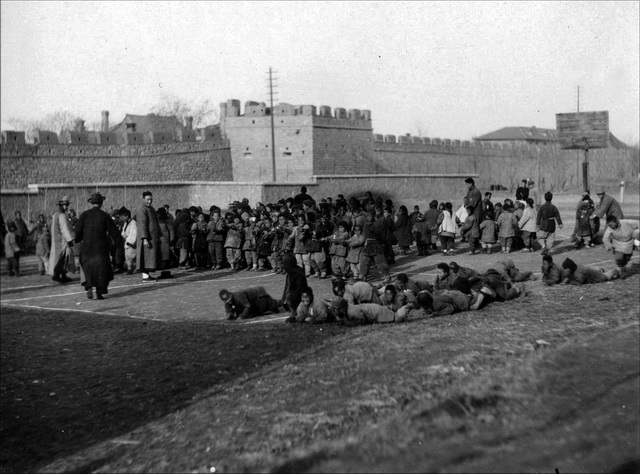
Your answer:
[591,187,624,223]
[135,191,163,281]
[74,193,122,299]
[48,195,75,283]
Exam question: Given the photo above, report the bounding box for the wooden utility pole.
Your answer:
[576,85,580,186]
[268,68,277,183]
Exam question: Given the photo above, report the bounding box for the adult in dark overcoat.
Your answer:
[465,177,484,224]
[135,191,163,281]
[394,205,413,254]
[282,254,308,322]
[74,193,121,300]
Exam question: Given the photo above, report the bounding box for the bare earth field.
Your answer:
[1,193,639,473]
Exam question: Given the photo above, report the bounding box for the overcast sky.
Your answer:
[1,1,638,143]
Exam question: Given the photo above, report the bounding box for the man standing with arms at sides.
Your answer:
[465,177,483,225]
[135,191,163,282]
[48,195,75,284]
[119,207,137,275]
[75,193,121,300]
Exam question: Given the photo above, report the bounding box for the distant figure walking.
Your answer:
[74,193,122,300]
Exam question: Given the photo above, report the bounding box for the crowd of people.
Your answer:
[2,179,638,311]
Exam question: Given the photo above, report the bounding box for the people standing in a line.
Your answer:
[536,192,563,256]
[48,195,75,283]
[74,193,122,300]
[135,191,163,282]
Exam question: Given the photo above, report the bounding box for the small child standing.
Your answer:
[4,222,22,276]
[460,205,480,255]
[345,224,365,280]
[512,201,525,250]
[536,192,563,256]
[437,202,457,255]
[224,218,244,271]
[190,213,209,269]
[256,216,274,270]
[496,203,519,253]
[242,217,259,271]
[518,198,538,252]
[328,221,350,278]
[479,211,497,254]
[575,200,596,248]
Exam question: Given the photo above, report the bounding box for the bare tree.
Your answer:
[7,111,82,142]
[150,93,218,128]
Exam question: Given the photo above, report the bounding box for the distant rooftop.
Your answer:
[110,113,185,135]
[474,126,557,142]
[474,126,628,149]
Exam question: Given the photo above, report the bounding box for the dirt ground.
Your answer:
[1,193,639,473]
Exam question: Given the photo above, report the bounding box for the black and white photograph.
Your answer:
[1,2,639,472]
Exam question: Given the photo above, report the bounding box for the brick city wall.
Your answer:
[312,117,382,175]
[371,138,639,193]
[0,140,233,189]
[223,114,315,183]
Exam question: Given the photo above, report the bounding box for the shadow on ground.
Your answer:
[0,306,348,473]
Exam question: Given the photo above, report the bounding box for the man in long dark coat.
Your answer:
[465,177,484,224]
[135,191,163,282]
[74,193,121,300]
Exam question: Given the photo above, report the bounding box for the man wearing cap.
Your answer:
[135,191,163,282]
[464,177,483,225]
[591,188,624,223]
[48,196,75,283]
[75,193,122,299]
